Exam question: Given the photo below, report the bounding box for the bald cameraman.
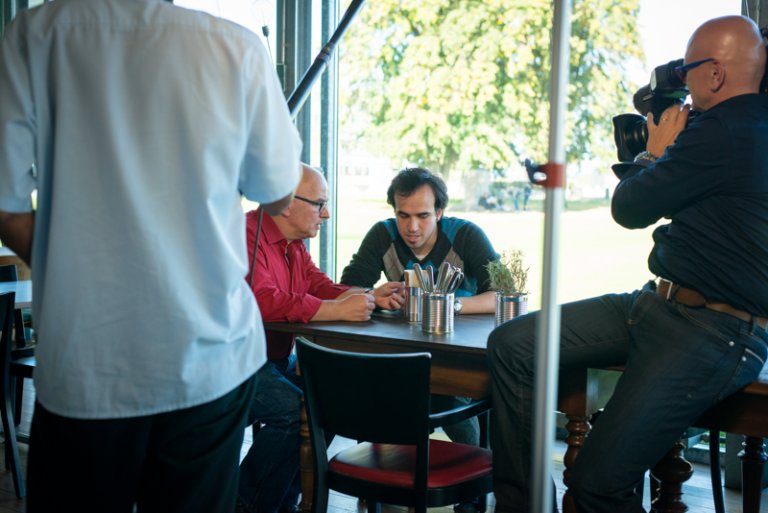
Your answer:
[488,15,768,513]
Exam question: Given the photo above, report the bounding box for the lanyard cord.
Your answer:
[246,208,264,289]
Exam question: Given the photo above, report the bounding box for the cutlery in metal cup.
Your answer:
[447,270,464,294]
[412,263,428,291]
[435,262,450,293]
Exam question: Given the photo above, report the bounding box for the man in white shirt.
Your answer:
[0,0,301,511]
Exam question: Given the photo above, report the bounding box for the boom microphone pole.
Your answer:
[286,0,366,117]
[248,0,367,288]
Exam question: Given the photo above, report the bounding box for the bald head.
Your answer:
[685,15,766,110]
[272,164,329,241]
[295,164,326,197]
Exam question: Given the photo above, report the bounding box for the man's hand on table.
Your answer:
[335,293,376,321]
[313,293,375,321]
[372,281,405,311]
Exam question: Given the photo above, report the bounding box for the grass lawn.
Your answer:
[333,196,661,309]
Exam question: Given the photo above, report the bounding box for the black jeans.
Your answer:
[26,375,256,513]
[488,287,767,513]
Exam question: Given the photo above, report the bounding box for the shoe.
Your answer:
[453,502,478,513]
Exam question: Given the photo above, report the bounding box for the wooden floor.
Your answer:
[0,381,765,513]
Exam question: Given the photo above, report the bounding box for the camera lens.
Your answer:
[612,114,648,162]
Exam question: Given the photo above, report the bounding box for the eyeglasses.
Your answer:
[294,195,328,213]
[674,58,715,82]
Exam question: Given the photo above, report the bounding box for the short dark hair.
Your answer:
[386,167,449,211]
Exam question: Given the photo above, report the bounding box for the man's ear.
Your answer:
[710,61,726,92]
[435,208,444,221]
[279,202,293,218]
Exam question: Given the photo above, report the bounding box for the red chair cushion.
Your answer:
[328,439,492,489]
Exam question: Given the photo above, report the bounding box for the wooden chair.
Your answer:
[295,338,492,513]
[0,291,25,498]
[0,264,34,428]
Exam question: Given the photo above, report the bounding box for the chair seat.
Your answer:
[329,439,492,489]
[11,356,34,377]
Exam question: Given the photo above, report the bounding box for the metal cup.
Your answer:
[422,292,454,334]
[495,292,529,326]
[404,287,423,323]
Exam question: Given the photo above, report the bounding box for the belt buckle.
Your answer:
[658,278,674,300]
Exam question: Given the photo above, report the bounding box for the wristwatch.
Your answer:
[453,298,463,314]
[633,150,658,164]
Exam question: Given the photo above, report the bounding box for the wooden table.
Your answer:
[0,280,32,308]
[265,312,594,513]
[265,312,768,513]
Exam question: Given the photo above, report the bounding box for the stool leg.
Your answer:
[739,436,767,513]
[709,430,725,513]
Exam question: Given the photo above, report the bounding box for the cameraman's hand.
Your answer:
[647,104,690,158]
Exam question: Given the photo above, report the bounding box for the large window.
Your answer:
[1,0,752,304]
[334,0,742,306]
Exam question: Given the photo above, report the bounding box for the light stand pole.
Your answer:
[530,1,571,513]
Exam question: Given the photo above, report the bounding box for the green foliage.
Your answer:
[340,0,644,176]
[486,249,529,294]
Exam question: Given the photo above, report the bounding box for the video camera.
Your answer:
[612,59,689,163]
[612,27,768,163]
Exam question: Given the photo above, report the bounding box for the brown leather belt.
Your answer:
[656,278,768,330]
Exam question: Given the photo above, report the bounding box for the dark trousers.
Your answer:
[26,375,257,513]
[488,286,768,513]
[238,356,303,513]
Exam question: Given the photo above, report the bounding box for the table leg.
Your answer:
[562,413,590,513]
[294,354,315,513]
[298,400,315,512]
[739,436,766,513]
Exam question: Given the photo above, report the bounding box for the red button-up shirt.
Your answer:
[246,209,350,360]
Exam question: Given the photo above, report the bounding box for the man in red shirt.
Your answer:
[237,164,404,513]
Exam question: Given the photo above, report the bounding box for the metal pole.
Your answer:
[286,0,366,117]
[531,1,570,513]
[295,1,312,165]
[319,0,340,280]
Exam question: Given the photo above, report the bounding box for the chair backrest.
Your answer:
[0,264,27,347]
[0,265,18,283]
[0,292,16,377]
[296,338,432,446]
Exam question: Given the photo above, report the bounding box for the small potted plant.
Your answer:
[486,250,529,325]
